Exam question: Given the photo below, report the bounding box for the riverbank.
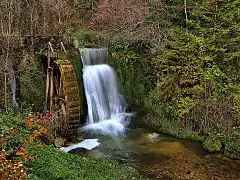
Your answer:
[26,144,143,180]
[135,113,240,160]
[0,110,144,179]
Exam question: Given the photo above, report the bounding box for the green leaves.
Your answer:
[203,135,222,152]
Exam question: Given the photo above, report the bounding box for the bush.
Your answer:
[203,135,222,153]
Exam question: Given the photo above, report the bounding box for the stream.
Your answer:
[70,127,240,180]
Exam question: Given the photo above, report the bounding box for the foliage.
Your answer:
[0,109,29,151]
[109,40,152,108]
[25,112,53,143]
[70,28,104,48]
[26,144,144,180]
[203,134,222,153]
[0,110,30,179]
[0,109,145,180]
[0,109,60,179]
[20,55,45,111]
[223,131,240,159]
[147,0,240,134]
[108,0,240,157]
[0,151,28,180]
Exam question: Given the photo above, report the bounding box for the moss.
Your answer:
[26,144,144,180]
[67,50,86,124]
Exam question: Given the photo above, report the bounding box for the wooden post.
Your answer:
[45,42,55,112]
[50,68,54,112]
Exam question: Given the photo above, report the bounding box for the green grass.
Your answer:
[26,144,144,180]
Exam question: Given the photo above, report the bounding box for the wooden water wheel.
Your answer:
[45,42,82,137]
[50,59,81,136]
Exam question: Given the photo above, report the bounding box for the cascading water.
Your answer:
[80,48,131,135]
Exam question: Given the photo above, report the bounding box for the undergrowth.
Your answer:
[26,144,144,180]
[0,109,144,179]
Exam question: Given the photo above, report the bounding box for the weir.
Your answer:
[79,48,130,135]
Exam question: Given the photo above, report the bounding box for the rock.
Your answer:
[54,137,66,148]
[146,133,160,142]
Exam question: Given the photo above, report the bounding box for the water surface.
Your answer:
[72,128,240,180]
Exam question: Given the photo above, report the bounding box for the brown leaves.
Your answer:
[25,112,50,144]
[0,151,28,180]
[16,147,28,159]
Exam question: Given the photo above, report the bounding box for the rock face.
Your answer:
[91,0,149,38]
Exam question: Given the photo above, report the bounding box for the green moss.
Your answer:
[142,113,240,158]
[26,145,144,180]
[67,50,86,124]
[109,40,151,107]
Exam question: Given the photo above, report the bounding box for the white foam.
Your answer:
[80,113,131,136]
[60,139,100,153]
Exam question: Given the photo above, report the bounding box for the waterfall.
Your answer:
[80,48,130,135]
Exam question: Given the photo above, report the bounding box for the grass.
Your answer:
[26,144,144,180]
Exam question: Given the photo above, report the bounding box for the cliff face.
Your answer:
[91,0,149,39]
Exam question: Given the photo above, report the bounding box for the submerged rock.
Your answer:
[145,132,160,142]
[147,141,185,156]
